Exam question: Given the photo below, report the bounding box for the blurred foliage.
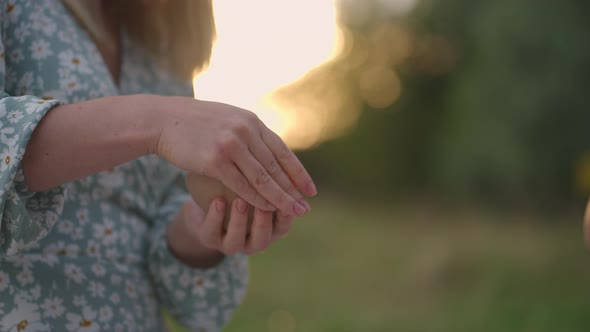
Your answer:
[298,0,590,213]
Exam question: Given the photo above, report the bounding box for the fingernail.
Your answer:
[293,201,307,216]
[300,199,311,213]
[215,199,225,212]
[237,199,248,214]
[307,182,317,196]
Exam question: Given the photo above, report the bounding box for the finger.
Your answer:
[271,211,294,242]
[248,140,310,211]
[261,129,317,197]
[222,198,249,255]
[219,161,274,212]
[183,199,206,227]
[234,148,308,217]
[245,208,274,254]
[198,198,226,249]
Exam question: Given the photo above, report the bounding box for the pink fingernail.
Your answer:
[307,182,317,196]
[293,202,307,216]
[301,200,311,212]
[215,199,225,212]
[237,199,248,214]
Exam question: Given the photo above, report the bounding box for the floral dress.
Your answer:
[0,0,249,331]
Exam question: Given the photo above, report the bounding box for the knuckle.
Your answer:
[267,158,280,175]
[218,134,239,153]
[232,119,252,137]
[279,143,291,159]
[237,176,251,193]
[255,168,271,185]
[253,190,261,204]
[243,110,259,123]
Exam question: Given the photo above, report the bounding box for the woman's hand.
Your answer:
[167,198,294,268]
[22,94,315,216]
[152,97,315,216]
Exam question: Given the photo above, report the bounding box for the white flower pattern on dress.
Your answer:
[58,50,91,74]
[0,295,49,332]
[29,39,52,60]
[65,306,100,332]
[41,297,66,319]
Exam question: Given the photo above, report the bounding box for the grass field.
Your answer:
[172,197,590,332]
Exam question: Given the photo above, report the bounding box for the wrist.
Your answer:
[131,94,169,156]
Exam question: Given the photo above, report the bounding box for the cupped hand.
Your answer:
[153,97,316,216]
[200,197,293,256]
[168,198,294,264]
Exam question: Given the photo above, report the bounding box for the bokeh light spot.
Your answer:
[359,65,401,109]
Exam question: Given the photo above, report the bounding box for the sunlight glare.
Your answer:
[194,1,339,140]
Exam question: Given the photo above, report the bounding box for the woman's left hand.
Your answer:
[167,198,294,268]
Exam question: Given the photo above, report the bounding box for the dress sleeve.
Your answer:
[147,169,249,331]
[0,9,65,256]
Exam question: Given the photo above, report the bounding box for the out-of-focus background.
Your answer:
[178,0,590,331]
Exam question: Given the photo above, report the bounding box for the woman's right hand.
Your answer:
[151,96,316,216]
[167,197,295,268]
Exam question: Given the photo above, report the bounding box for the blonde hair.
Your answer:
[63,0,216,81]
[118,0,216,81]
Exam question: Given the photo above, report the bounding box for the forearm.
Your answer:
[22,94,162,192]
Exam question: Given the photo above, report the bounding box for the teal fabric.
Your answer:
[0,1,249,331]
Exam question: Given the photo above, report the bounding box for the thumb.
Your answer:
[183,199,205,224]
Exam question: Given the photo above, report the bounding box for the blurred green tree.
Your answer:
[300,0,590,212]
